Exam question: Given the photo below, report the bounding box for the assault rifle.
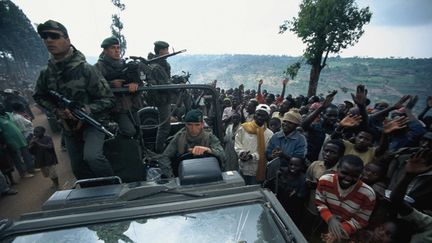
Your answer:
[128,49,186,64]
[48,90,114,138]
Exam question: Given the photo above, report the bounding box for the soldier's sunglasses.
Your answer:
[40,32,64,40]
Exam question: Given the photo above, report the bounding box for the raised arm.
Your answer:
[331,114,362,139]
[302,90,337,129]
[351,85,368,129]
[375,116,410,156]
[369,95,410,119]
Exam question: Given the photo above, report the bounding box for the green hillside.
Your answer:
[169,55,432,107]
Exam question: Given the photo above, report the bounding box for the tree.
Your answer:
[279,0,372,96]
[110,0,126,57]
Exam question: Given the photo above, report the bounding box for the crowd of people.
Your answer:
[217,79,432,242]
[0,88,59,196]
[0,18,431,242]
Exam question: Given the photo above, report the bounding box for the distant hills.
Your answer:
[2,0,431,110]
[166,54,432,107]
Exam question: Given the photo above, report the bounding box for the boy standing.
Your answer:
[29,126,59,189]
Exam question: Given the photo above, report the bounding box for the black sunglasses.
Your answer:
[40,32,64,40]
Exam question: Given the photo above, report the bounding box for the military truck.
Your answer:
[0,84,307,243]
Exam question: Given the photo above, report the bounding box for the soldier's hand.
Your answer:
[126,83,139,93]
[189,146,211,155]
[111,79,125,88]
[258,79,263,85]
[56,108,76,120]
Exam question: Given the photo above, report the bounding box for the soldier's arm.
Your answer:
[85,65,115,115]
[33,70,57,112]
[208,134,225,164]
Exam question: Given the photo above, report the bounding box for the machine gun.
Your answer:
[128,49,186,65]
[48,90,114,138]
[121,49,187,86]
[172,71,191,84]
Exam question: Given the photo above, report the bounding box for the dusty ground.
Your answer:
[0,106,75,220]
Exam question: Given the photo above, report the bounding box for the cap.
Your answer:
[3,89,14,94]
[282,109,302,125]
[256,104,271,115]
[37,20,68,37]
[154,41,169,49]
[184,109,204,123]
[101,36,120,48]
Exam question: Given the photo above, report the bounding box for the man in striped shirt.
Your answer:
[315,155,376,241]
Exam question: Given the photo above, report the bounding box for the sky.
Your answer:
[11,0,432,58]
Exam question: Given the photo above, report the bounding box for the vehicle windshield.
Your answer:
[9,203,285,243]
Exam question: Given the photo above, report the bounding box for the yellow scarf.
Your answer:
[241,121,266,181]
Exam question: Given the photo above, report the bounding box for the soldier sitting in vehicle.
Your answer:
[158,109,225,178]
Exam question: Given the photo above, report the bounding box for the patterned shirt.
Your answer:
[315,174,376,235]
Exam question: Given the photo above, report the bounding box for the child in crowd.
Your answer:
[28,126,59,189]
[265,157,307,225]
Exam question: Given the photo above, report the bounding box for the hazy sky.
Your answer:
[12,0,432,58]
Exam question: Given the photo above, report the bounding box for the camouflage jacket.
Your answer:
[145,53,172,106]
[158,128,225,177]
[33,46,115,121]
[95,55,143,112]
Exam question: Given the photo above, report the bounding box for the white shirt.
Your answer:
[234,125,273,176]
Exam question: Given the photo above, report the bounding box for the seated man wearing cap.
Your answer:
[158,109,225,178]
[147,41,173,153]
[95,36,144,137]
[266,109,307,166]
[33,20,115,182]
[235,104,274,185]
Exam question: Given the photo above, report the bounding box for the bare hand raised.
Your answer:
[383,116,410,134]
[405,95,418,110]
[392,95,410,109]
[322,90,337,108]
[339,114,362,128]
[351,85,368,106]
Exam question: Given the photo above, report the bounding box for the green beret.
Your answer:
[101,36,120,48]
[37,20,68,37]
[154,41,169,48]
[184,109,203,123]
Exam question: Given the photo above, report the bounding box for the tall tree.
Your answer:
[110,0,126,57]
[279,0,372,96]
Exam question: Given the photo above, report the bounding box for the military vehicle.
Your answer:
[0,84,307,243]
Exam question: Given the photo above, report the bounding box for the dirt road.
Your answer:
[0,107,75,220]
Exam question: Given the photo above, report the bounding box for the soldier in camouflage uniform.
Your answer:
[159,109,225,178]
[33,20,116,181]
[147,41,172,153]
[95,37,143,137]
